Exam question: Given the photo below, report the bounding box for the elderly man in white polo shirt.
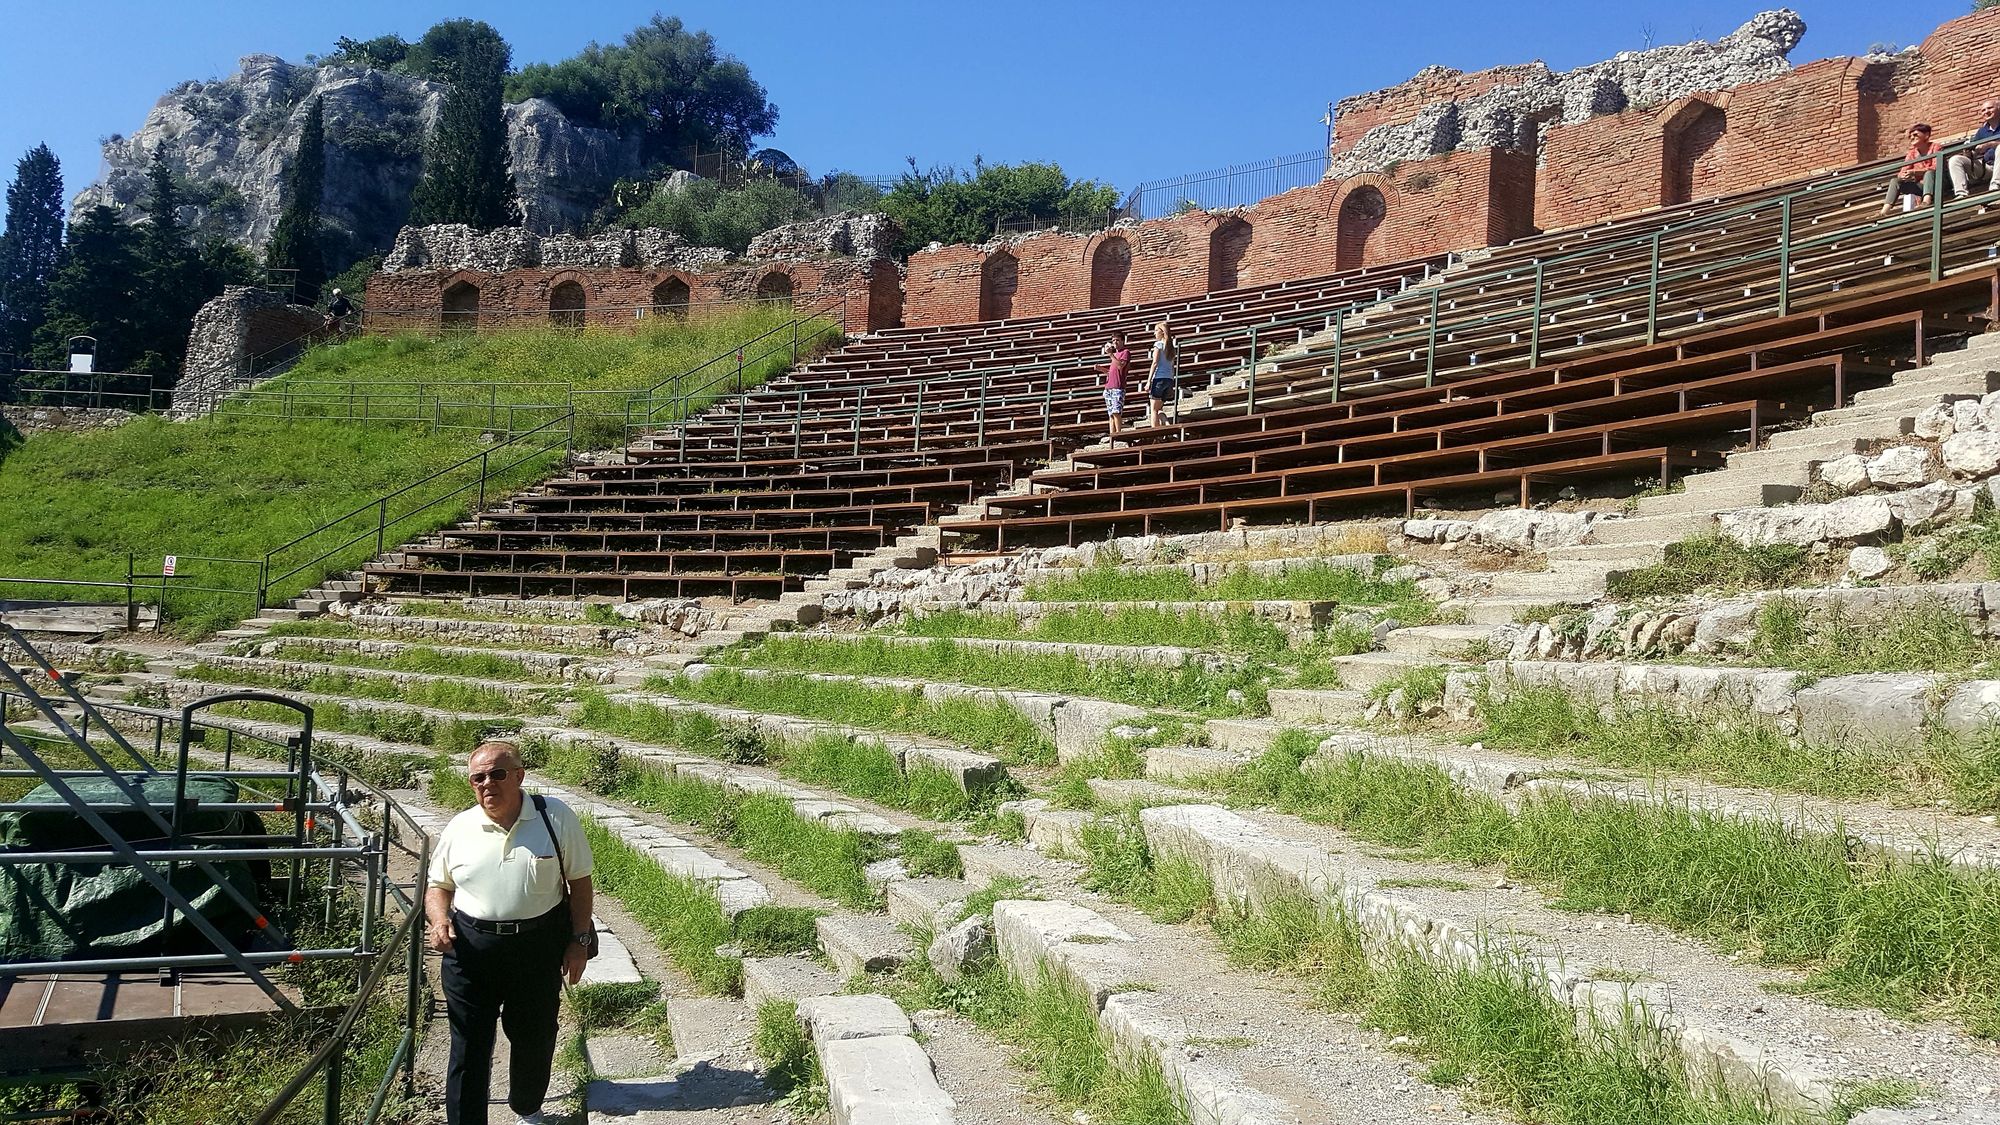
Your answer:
[426,741,595,1125]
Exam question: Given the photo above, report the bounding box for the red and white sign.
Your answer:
[162,555,178,577]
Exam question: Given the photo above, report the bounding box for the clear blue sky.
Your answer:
[0,0,1979,223]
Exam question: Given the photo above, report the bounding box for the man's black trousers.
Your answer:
[441,907,567,1125]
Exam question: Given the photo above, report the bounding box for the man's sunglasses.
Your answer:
[468,768,515,784]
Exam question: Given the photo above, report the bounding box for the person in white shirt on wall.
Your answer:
[425,741,595,1125]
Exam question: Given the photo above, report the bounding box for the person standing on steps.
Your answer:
[1100,330,1131,444]
[1146,321,1177,428]
[426,741,596,1125]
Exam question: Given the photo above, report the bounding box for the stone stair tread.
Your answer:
[885,877,973,931]
[741,956,841,1010]
[1144,743,1254,782]
[815,914,914,978]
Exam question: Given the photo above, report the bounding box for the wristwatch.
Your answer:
[573,931,596,948]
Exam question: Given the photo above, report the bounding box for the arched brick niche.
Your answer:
[1336,184,1389,271]
[1088,235,1133,308]
[979,251,1018,321]
[441,278,480,332]
[1207,217,1253,292]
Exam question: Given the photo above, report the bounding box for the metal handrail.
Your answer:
[1213,135,1996,404]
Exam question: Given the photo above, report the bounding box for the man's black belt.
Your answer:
[454,907,565,936]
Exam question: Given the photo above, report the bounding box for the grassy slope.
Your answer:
[0,309,810,635]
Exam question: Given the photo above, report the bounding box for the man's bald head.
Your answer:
[470,741,524,771]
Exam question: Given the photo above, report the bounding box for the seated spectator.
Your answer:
[1882,123,1942,214]
[1949,101,2000,198]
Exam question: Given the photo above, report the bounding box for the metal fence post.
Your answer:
[376,498,388,556]
[477,451,489,512]
[1042,367,1054,441]
[1646,233,1663,346]
[853,388,864,457]
[976,372,990,447]
[794,388,804,457]
[914,381,924,453]
[1529,260,1546,367]
[1425,288,1441,387]
[322,1049,341,1125]
[1777,196,1794,317]
[1246,327,1258,414]
[1931,164,1947,283]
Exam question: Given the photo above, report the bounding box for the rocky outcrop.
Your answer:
[73,54,650,256]
[379,224,730,274]
[1329,11,1804,178]
[746,212,900,262]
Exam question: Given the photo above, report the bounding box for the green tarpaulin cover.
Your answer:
[0,774,266,963]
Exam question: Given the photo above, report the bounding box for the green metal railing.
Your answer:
[1215,136,2000,410]
[623,295,848,442]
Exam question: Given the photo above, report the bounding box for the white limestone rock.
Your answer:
[1845,546,1893,581]
[1864,445,1932,488]
[1914,401,1958,440]
[1943,431,2000,478]
[1816,454,1869,494]
[1954,399,1991,435]
[926,915,995,985]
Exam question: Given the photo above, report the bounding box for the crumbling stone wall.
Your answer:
[173,285,323,413]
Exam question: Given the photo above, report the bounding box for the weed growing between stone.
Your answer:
[1604,534,1810,598]
[891,953,1189,1125]
[570,691,1010,816]
[1747,595,1992,675]
[1022,557,1427,613]
[727,634,1270,716]
[641,670,1058,764]
[183,661,541,714]
[212,698,516,759]
[261,618,615,657]
[1479,685,2000,811]
[733,906,823,956]
[898,828,964,878]
[257,641,563,683]
[539,739,886,908]
[580,817,741,994]
[1216,746,2000,1036]
[752,1000,828,1113]
[899,604,1292,656]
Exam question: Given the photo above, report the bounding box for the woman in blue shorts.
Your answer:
[1146,321,1175,427]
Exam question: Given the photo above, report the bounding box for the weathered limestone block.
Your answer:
[1791,674,1935,744]
[819,1036,957,1125]
[1943,431,2000,478]
[1865,445,1932,488]
[1817,454,1870,493]
[798,994,912,1044]
[926,915,995,984]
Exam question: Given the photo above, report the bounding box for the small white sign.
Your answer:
[162,556,178,577]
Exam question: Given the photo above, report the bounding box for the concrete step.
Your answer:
[1143,744,1251,782]
[1265,688,1369,724]
[1543,541,1671,564]
[1484,565,1619,598]
[1758,414,1915,453]
[816,914,913,978]
[1584,512,1707,545]
[1380,623,1494,658]
[1633,480,1801,516]
[1331,651,1445,692]
[1443,594,1597,626]
[741,956,841,1011]
[1201,718,1292,756]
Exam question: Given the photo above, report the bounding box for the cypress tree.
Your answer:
[33,206,144,372]
[265,96,327,301]
[408,21,516,229]
[133,148,201,374]
[0,145,65,368]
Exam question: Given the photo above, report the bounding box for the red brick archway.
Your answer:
[1208,217,1252,292]
[1336,185,1387,271]
[979,251,1018,321]
[652,275,692,318]
[1088,236,1132,308]
[441,279,480,333]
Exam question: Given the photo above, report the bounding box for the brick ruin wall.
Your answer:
[896,8,2000,327]
[365,9,2000,333]
[365,257,901,336]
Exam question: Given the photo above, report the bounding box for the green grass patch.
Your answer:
[256,641,562,683]
[261,617,612,655]
[0,308,817,636]
[211,698,517,758]
[727,634,1266,717]
[1215,746,2000,1037]
[1747,595,1993,675]
[1480,684,2000,811]
[641,669,1057,765]
[184,660,540,714]
[892,954,1188,1124]
[753,1000,826,1110]
[899,828,964,878]
[570,692,1004,817]
[734,906,823,956]
[1023,556,1427,612]
[902,604,1291,657]
[1604,534,1809,599]
[581,817,741,995]
[542,740,886,909]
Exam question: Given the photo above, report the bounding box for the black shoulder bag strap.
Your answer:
[533,794,596,957]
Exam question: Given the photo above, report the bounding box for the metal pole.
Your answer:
[794,388,804,457]
[1931,161,1947,283]
[322,1045,342,1125]
[376,498,387,556]
[1777,197,1793,317]
[1646,233,1662,346]
[1042,366,1054,441]
[1331,310,1344,403]
[854,388,864,457]
[1246,327,1258,414]
[477,451,489,512]
[1529,260,1546,367]
[913,380,924,453]
[1425,288,1440,387]
[977,372,990,447]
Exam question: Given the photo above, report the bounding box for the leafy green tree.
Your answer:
[615,177,811,254]
[408,20,516,229]
[33,206,145,371]
[0,144,65,367]
[507,16,777,164]
[881,160,1122,257]
[817,172,887,215]
[264,97,327,301]
[324,34,410,71]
